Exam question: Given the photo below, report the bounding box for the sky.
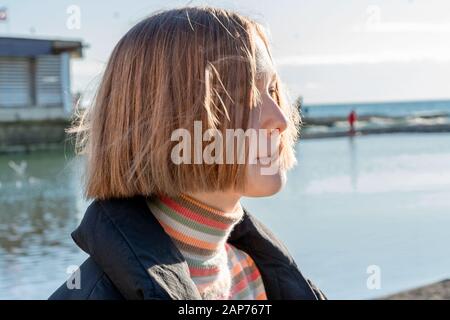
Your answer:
[1,0,450,104]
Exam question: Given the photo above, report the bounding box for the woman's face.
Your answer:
[242,35,289,197]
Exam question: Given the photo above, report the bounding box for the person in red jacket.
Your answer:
[348,109,357,135]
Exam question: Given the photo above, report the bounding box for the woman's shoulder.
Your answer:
[50,196,200,300]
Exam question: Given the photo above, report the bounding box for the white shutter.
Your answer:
[0,57,31,107]
[36,55,62,106]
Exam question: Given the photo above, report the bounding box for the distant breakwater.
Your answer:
[301,114,450,139]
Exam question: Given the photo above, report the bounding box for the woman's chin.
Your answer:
[244,168,287,197]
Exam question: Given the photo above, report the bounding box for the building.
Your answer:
[0,36,83,120]
[0,37,83,152]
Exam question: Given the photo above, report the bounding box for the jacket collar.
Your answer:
[71,196,318,300]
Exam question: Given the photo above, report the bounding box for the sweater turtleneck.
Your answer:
[146,193,267,300]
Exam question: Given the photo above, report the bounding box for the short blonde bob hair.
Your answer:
[70,6,300,200]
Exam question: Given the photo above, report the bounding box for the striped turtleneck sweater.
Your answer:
[146,193,267,300]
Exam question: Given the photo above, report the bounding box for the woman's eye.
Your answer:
[268,87,277,96]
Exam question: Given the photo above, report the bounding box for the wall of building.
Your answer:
[0,52,73,152]
[0,118,71,153]
[0,106,70,122]
[0,54,72,110]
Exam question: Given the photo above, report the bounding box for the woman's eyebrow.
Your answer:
[266,71,277,86]
[269,71,277,83]
[256,68,277,83]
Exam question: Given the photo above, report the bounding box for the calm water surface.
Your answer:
[1,133,449,299]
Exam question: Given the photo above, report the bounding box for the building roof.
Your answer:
[0,36,85,58]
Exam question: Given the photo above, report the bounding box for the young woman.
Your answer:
[50,6,325,300]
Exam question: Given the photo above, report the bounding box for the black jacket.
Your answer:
[49,196,326,300]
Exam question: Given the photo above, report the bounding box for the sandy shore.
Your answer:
[381,279,450,300]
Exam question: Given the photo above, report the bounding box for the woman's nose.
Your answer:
[261,97,288,134]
